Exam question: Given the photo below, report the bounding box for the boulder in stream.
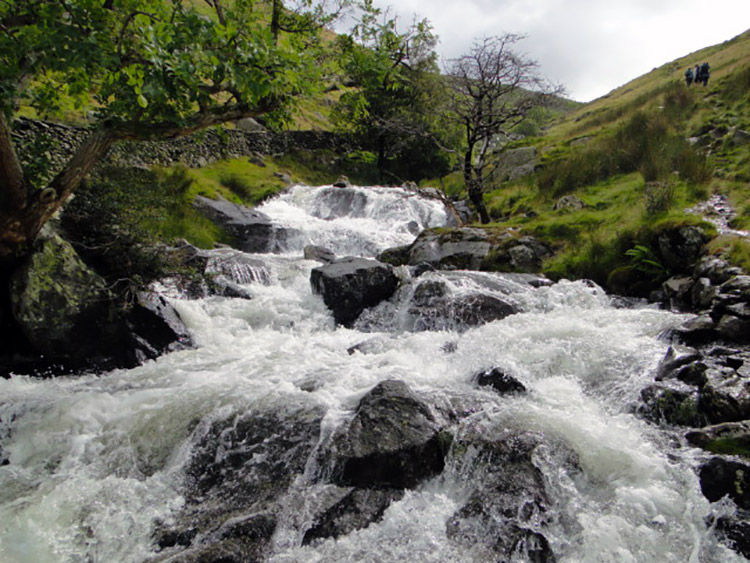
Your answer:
[329,380,452,489]
[310,257,399,326]
[194,195,300,253]
[445,430,558,562]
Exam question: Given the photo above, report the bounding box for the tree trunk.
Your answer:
[463,145,490,224]
[0,126,116,261]
[271,0,282,43]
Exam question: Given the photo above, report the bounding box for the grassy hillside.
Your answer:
[442,28,750,292]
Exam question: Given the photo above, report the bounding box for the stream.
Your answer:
[0,184,743,562]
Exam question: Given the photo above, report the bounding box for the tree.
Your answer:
[0,0,326,261]
[333,4,454,182]
[446,34,564,223]
[269,0,351,43]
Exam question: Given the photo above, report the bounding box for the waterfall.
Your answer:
[0,184,742,562]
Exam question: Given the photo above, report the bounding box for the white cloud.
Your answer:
[367,0,750,101]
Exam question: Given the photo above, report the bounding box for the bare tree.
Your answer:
[446,34,564,223]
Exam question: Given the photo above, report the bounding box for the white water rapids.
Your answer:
[0,184,744,562]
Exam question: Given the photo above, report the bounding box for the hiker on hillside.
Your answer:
[694,64,701,84]
[685,66,694,86]
[700,62,710,86]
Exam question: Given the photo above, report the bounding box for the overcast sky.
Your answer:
[368,0,750,102]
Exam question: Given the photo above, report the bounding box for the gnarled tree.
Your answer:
[446,34,564,223]
[0,0,328,261]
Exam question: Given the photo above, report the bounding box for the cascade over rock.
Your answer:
[329,380,452,489]
[156,404,325,560]
[445,429,561,562]
[193,195,300,253]
[310,257,399,326]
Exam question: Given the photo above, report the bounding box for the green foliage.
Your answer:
[331,4,456,181]
[61,165,223,292]
[189,157,288,204]
[219,173,255,200]
[1,1,320,127]
[643,179,676,215]
[538,110,710,196]
[624,244,666,279]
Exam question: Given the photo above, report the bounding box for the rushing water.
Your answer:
[0,184,743,562]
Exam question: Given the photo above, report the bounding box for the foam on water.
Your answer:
[0,185,742,562]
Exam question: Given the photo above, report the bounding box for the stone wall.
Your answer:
[11,117,356,173]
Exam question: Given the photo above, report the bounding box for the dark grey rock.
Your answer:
[717,314,750,344]
[156,405,324,559]
[407,228,492,270]
[691,277,715,311]
[330,380,452,489]
[193,195,299,253]
[310,257,399,326]
[445,430,557,563]
[657,226,707,273]
[126,291,193,363]
[406,280,517,332]
[475,368,527,395]
[666,315,717,347]
[304,245,336,264]
[638,383,707,427]
[699,457,750,509]
[303,488,404,544]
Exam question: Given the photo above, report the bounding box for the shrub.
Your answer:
[643,179,676,215]
[219,172,254,200]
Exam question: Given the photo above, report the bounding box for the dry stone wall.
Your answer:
[11,117,355,173]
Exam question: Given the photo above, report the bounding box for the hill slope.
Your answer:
[468,27,750,294]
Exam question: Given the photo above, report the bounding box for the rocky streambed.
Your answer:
[1,184,749,562]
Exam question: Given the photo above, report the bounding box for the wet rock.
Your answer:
[303,487,404,544]
[666,315,717,347]
[661,276,694,311]
[657,226,707,273]
[156,405,324,559]
[638,383,707,427]
[330,380,452,489]
[310,257,399,326]
[474,367,527,395]
[332,175,351,188]
[685,420,750,456]
[125,291,193,363]
[445,430,557,562]
[691,277,715,311]
[655,345,702,381]
[309,186,367,220]
[407,228,492,270]
[716,314,750,344]
[159,513,276,562]
[377,244,411,267]
[407,280,517,332]
[303,245,336,264]
[5,229,186,372]
[715,512,750,559]
[699,457,750,509]
[194,195,299,253]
